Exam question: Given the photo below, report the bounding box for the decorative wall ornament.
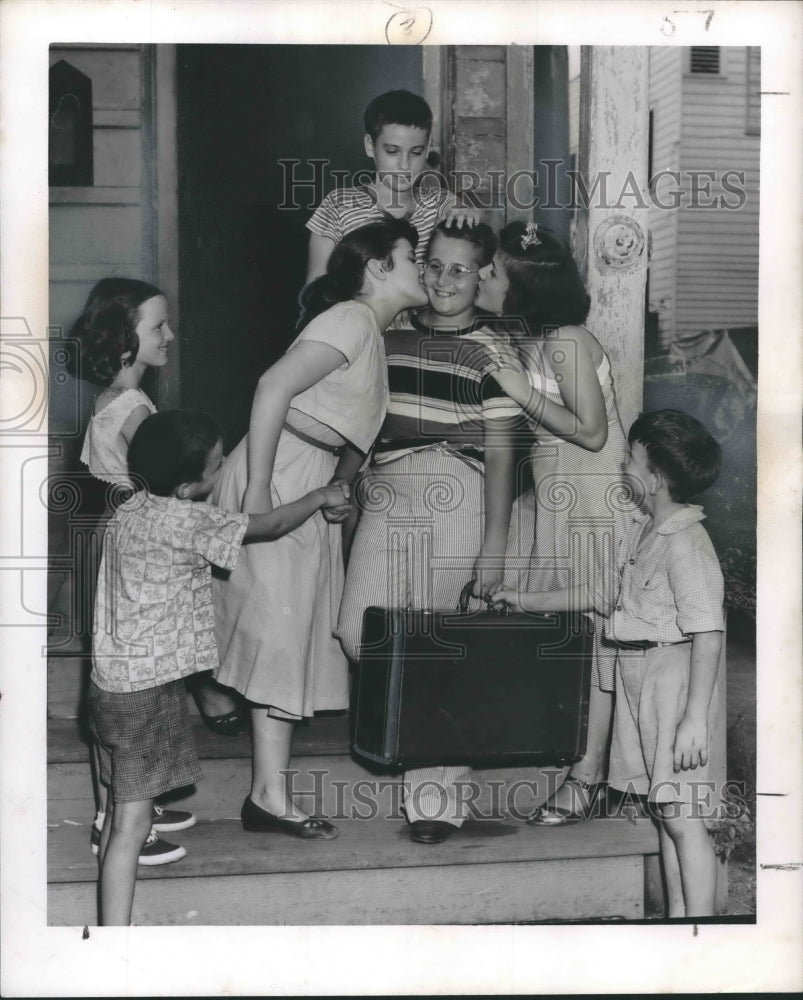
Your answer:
[593,215,645,270]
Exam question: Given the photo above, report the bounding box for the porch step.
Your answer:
[48,814,658,925]
[49,755,571,824]
[47,701,662,926]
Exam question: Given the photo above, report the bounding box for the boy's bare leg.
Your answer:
[90,742,108,823]
[98,797,153,925]
[657,822,686,917]
[658,807,717,917]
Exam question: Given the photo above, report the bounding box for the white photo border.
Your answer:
[1,0,801,995]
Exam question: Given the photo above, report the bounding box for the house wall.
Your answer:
[647,47,683,348]
[49,43,167,445]
[675,46,760,341]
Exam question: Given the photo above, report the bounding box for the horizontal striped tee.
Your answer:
[307,184,457,263]
[380,316,524,449]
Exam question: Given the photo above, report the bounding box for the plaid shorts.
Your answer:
[87,679,202,803]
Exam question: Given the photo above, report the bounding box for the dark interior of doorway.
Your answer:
[176,44,422,449]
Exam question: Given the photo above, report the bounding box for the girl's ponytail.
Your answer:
[300,218,418,329]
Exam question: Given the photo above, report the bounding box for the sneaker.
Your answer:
[89,823,187,866]
[138,829,186,866]
[151,802,196,833]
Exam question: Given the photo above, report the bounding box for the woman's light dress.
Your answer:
[212,300,388,717]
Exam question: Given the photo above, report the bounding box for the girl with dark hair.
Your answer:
[477,221,635,826]
[75,277,169,481]
[71,277,206,865]
[212,219,428,840]
[337,221,523,844]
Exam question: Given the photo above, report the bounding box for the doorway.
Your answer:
[176,44,423,448]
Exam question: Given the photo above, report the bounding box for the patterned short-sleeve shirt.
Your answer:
[92,492,248,692]
[590,504,725,643]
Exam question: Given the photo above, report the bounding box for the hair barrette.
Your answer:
[520,221,541,250]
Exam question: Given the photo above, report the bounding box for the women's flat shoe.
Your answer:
[526,778,605,827]
[410,820,457,844]
[240,796,338,840]
[198,705,249,736]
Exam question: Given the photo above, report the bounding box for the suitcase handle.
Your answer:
[457,580,507,614]
[457,580,476,612]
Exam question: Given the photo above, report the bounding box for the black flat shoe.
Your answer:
[240,796,338,840]
[410,820,457,845]
[198,705,249,736]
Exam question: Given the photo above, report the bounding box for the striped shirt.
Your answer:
[307,184,458,264]
[591,504,725,643]
[379,317,523,455]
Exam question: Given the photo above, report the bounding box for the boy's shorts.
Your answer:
[608,641,724,822]
[87,678,202,803]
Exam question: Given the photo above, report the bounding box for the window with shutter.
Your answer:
[49,60,93,186]
[689,47,721,75]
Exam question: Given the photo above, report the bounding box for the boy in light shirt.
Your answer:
[493,409,725,917]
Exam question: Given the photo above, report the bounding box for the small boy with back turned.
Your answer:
[305,89,478,282]
[86,410,350,925]
[493,409,725,917]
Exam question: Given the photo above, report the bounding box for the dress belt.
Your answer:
[282,421,342,455]
[373,438,485,464]
[616,639,692,650]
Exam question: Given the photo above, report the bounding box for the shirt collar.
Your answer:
[655,504,707,535]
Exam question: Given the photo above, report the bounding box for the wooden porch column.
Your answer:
[578,49,728,913]
[577,46,649,432]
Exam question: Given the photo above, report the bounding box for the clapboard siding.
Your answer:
[647,46,759,344]
[676,46,759,340]
[647,49,682,346]
[49,44,155,341]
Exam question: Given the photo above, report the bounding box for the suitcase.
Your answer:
[352,585,594,769]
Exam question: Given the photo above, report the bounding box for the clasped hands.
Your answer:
[320,478,353,523]
[241,478,352,521]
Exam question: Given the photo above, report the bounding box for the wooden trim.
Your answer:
[440,47,456,186]
[505,46,534,225]
[153,45,181,408]
[141,46,158,284]
[94,109,141,128]
[421,47,442,156]
[49,186,140,205]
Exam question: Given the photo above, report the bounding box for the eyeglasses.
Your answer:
[422,260,480,282]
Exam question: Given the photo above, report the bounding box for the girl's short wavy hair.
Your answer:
[68,277,164,384]
[497,222,590,335]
